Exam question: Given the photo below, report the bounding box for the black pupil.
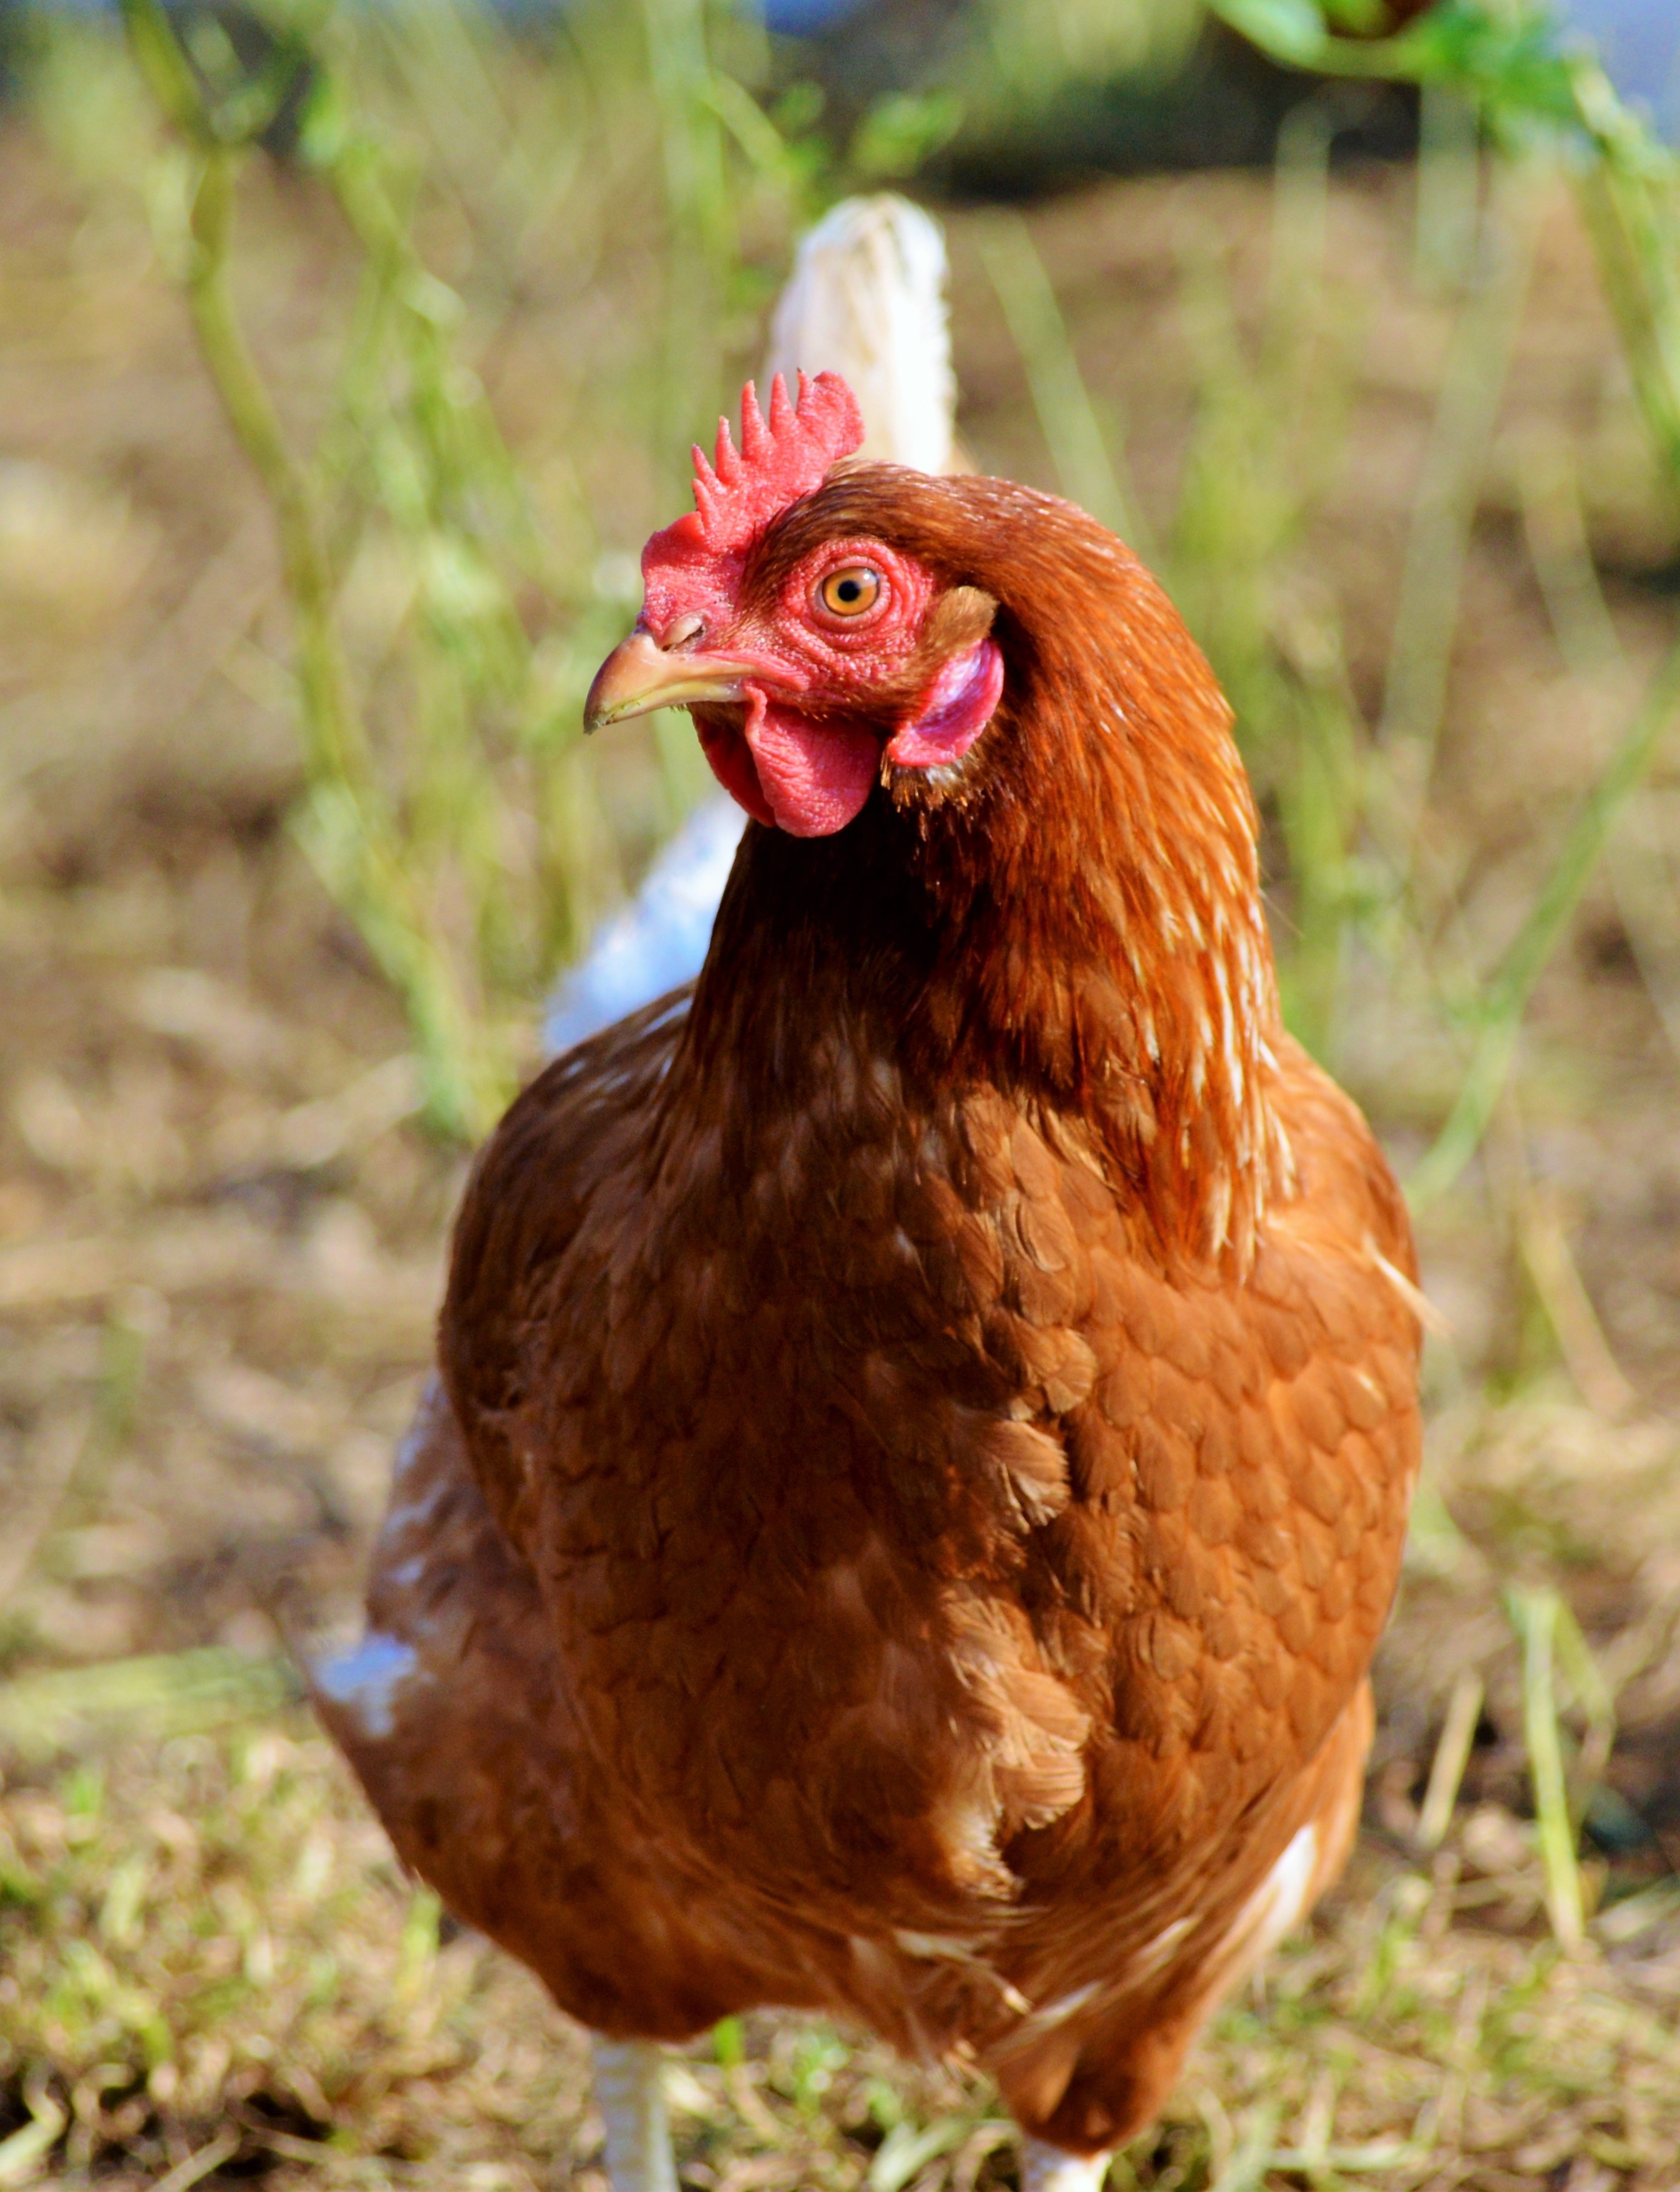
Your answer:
[836,577,862,603]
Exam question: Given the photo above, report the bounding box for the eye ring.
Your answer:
[817,564,884,619]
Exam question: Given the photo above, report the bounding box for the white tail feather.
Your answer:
[764,193,957,474]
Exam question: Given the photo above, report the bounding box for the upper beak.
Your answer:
[583,628,764,732]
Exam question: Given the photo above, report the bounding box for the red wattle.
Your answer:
[696,689,878,837]
[696,711,776,828]
[743,689,878,838]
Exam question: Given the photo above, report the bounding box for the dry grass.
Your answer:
[2,16,1680,2189]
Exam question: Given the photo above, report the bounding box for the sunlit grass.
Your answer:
[2,1711,1677,2188]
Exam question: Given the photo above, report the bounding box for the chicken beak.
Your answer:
[583,628,760,732]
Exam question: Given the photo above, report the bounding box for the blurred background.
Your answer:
[3,1,1680,2186]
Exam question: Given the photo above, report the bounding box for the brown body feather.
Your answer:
[321,471,1420,2155]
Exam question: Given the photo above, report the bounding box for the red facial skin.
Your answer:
[638,533,998,838]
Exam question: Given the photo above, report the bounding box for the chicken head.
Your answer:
[583,372,1003,837]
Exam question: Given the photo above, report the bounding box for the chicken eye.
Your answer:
[817,565,883,619]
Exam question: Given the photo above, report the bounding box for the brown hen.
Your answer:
[318,371,1421,2192]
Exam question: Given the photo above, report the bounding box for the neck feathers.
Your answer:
[684,475,1292,1269]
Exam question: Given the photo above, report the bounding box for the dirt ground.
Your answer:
[2,89,1680,2192]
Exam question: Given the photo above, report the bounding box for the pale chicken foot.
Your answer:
[1020,2138,1112,2192]
[590,2037,679,2192]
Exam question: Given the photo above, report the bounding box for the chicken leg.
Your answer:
[591,2038,1105,2192]
[591,2038,679,2192]
[1020,2140,1111,2192]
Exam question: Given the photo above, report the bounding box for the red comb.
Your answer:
[688,372,863,552]
[668,372,866,558]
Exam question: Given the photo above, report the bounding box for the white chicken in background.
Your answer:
[762,192,956,475]
[542,193,960,1057]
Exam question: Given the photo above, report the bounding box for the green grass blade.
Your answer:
[976,211,1153,557]
[1505,1587,1585,1951]
[1377,164,1537,853]
[1208,2103,1280,2192]
[0,2083,66,2189]
[867,2113,970,2192]
[1416,1669,1484,1850]
[1409,626,1680,1206]
[0,1649,301,1759]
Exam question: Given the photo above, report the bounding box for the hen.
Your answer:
[319,371,1422,2191]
